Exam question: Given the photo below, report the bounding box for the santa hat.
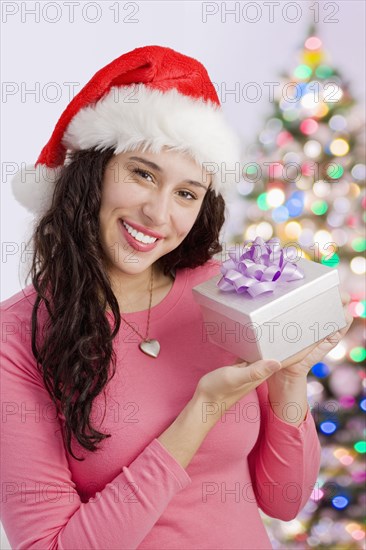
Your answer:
[11,45,243,216]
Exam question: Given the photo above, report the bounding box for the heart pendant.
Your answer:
[139,339,160,358]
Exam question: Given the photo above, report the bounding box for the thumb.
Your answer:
[265,360,282,369]
[235,358,281,370]
[229,359,282,387]
[258,359,282,371]
[246,359,282,383]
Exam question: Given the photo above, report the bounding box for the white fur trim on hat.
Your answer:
[11,84,243,215]
[62,84,243,197]
[11,164,61,216]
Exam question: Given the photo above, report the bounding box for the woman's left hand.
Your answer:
[276,291,354,379]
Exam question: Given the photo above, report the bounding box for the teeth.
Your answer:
[122,221,158,244]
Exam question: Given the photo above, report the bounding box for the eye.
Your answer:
[131,168,197,201]
[132,168,154,182]
[177,190,197,201]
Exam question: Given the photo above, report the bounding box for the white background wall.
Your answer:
[1,1,365,547]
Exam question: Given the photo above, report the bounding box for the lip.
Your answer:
[118,219,161,252]
[121,218,165,239]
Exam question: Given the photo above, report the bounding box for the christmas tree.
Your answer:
[225,27,366,549]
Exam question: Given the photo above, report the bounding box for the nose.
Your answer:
[141,188,172,228]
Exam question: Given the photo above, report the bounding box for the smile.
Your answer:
[122,220,158,244]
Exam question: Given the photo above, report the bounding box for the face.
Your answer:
[98,146,212,278]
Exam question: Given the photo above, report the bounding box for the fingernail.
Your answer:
[267,360,281,370]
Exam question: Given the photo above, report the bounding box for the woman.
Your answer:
[1,45,352,549]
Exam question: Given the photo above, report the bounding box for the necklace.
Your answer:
[119,264,160,358]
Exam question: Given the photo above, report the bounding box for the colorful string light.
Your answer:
[320,421,338,434]
[229,26,366,550]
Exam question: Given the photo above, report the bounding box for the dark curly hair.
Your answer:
[26,147,227,460]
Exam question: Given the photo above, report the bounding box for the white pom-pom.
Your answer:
[11,163,62,217]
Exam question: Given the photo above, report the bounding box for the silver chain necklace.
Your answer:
[120,264,160,358]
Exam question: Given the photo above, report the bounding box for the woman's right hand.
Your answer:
[157,358,282,470]
[194,358,282,420]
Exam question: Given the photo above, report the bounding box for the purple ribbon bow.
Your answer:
[217,236,304,298]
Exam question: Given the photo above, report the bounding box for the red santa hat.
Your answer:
[11,45,243,216]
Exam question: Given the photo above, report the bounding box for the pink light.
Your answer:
[305,36,322,50]
[310,488,324,501]
[349,301,361,317]
[301,162,315,176]
[300,119,319,135]
[351,530,365,541]
[351,470,366,482]
[276,131,293,147]
[268,164,283,179]
[339,455,354,465]
[339,396,356,408]
[347,216,358,228]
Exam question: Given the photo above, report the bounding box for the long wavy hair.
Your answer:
[27,147,227,460]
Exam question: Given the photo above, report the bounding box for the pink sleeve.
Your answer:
[247,379,321,521]
[0,311,191,550]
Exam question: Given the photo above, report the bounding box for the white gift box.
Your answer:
[192,257,347,363]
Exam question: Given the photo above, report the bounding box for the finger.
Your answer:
[228,360,281,388]
[340,291,351,305]
[323,310,353,345]
[246,360,282,383]
[339,310,354,335]
[339,309,354,334]
[233,357,247,366]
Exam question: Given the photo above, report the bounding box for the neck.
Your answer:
[102,261,176,315]
[107,263,153,302]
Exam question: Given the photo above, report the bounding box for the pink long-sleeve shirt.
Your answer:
[1,259,321,550]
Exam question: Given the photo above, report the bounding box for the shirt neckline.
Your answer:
[105,266,188,322]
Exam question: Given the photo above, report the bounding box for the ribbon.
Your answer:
[217,236,304,298]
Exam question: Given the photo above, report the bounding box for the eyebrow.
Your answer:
[127,156,209,191]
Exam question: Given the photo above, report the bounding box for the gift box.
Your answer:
[192,237,347,363]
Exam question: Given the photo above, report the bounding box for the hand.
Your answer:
[195,357,282,418]
[275,291,354,379]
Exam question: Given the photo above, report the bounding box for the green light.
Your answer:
[327,164,344,179]
[360,300,366,319]
[315,65,334,79]
[311,200,328,215]
[354,441,366,454]
[283,110,299,122]
[294,65,312,79]
[352,238,366,252]
[246,165,258,176]
[321,254,340,267]
[257,193,270,211]
[350,347,366,362]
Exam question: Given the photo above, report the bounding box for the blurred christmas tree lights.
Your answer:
[226,26,365,549]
